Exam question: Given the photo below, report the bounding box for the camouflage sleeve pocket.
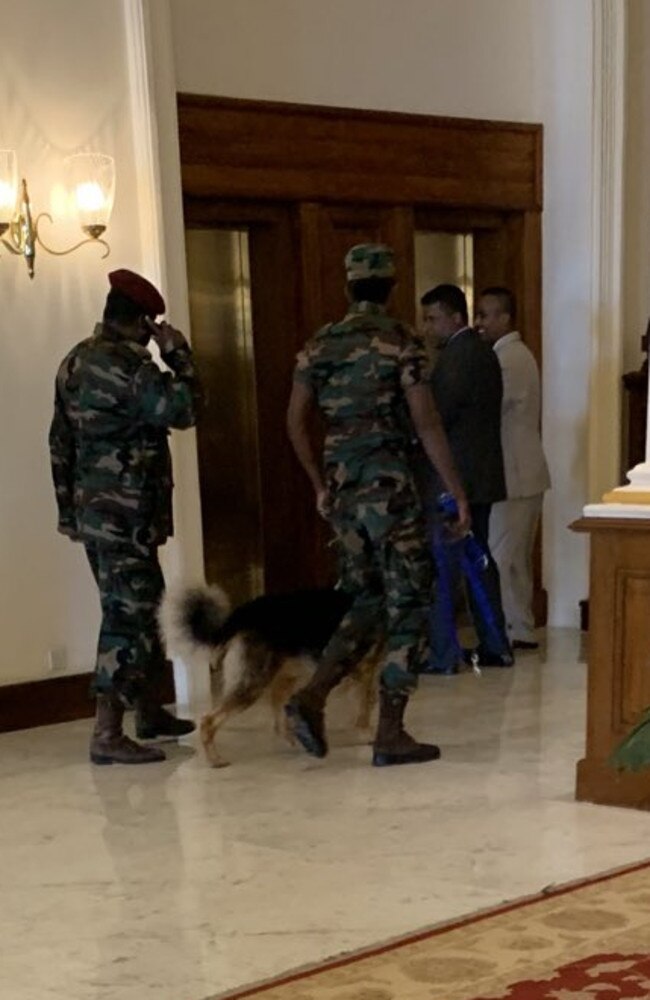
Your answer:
[399,333,432,388]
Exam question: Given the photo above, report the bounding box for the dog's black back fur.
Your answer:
[183,587,353,656]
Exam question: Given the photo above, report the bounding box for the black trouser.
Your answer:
[467,503,510,655]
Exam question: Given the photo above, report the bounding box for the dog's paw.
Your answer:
[206,753,231,769]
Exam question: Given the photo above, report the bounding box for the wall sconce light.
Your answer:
[0,150,115,279]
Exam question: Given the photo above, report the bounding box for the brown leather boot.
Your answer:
[372,687,441,767]
[90,694,166,765]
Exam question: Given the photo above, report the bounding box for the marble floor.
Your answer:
[2,628,650,1000]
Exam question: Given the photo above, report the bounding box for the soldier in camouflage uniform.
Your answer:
[285,244,469,766]
[49,269,199,765]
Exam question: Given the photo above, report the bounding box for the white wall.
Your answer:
[172,0,542,120]
[0,0,181,685]
[169,0,595,626]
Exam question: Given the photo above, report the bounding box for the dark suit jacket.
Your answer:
[430,327,506,505]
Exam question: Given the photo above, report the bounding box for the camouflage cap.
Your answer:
[344,244,396,281]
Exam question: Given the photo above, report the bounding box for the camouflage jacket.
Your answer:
[294,301,429,506]
[49,322,199,549]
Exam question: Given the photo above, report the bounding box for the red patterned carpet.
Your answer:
[213,861,650,1000]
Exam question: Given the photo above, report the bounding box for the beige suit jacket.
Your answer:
[493,332,551,499]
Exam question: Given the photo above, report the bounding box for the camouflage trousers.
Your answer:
[85,543,166,707]
[324,500,432,695]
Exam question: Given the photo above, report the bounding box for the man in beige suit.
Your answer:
[476,288,550,650]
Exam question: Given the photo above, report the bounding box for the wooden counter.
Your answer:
[571,516,650,808]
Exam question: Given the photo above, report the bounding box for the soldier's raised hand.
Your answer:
[146,318,188,354]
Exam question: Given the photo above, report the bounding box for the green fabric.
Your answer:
[85,542,166,706]
[608,708,650,772]
[296,305,433,694]
[49,322,199,548]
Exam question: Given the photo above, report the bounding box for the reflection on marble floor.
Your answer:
[1,628,650,1000]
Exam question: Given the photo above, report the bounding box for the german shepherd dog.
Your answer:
[159,585,381,767]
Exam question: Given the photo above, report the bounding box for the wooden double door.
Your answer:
[184,199,540,607]
[179,94,543,609]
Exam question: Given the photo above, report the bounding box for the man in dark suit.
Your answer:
[420,284,512,671]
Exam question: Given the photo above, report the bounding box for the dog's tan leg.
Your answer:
[200,684,265,768]
[201,641,286,767]
[352,642,382,730]
[268,659,310,744]
[269,673,295,737]
[200,707,234,769]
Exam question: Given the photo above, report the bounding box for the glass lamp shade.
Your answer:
[0,149,18,226]
[65,153,115,237]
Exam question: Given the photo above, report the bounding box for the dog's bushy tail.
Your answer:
[159,584,232,663]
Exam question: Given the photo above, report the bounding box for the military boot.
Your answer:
[372,686,441,767]
[285,691,328,758]
[90,693,166,765]
[136,703,196,740]
[284,656,356,759]
[135,671,196,739]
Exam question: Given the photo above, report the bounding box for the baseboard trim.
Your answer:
[0,664,176,733]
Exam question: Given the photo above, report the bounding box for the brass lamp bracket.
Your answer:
[0,178,110,279]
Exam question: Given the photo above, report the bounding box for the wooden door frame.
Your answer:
[178,92,543,367]
[177,94,542,209]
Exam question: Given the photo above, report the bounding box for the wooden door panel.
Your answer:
[247,214,313,592]
[473,225,509,310]
[180,98,543,616]
[318,204,385,320]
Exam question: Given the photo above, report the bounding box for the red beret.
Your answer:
[108,269,165,318]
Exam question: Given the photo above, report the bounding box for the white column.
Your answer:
[122,0,211,707]
[583,0,645,518]
[585,0,625,499]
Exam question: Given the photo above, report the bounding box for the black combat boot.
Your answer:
[285,691,328,758]
[284,657,356,759]
[135,697,196,740]
[372,686,441,767]
[135,669,196,739]
[90,694,166,765]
